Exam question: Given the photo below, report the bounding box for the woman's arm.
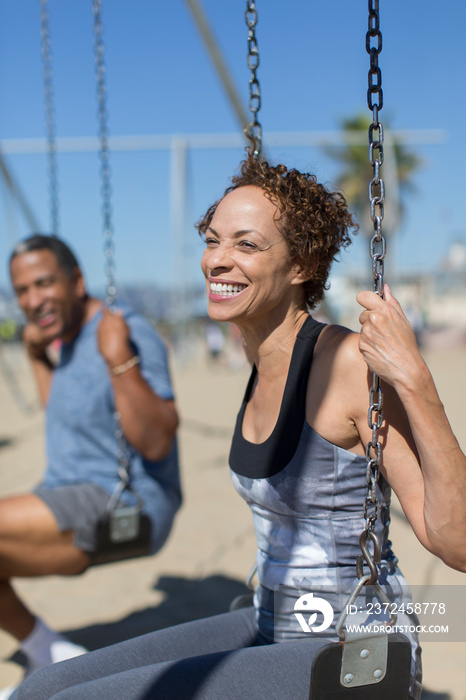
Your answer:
[356,284,466,571]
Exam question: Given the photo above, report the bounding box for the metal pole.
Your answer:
[184,0,250,132]
[170,137,188,325]
[0,153,41,231]
[0,129,447,155]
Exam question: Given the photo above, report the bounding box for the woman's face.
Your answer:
[201,185,305,326]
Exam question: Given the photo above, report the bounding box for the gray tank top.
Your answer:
[229,315,422,699]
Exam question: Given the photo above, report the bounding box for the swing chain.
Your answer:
[366,0,383,116]
[92,1,133,490]
[244,0,262,158]
[40,0,60,237]
[92,0,116,306]
[362,0,385,548]
[113,409,131,485]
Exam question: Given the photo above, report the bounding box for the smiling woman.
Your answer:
[16,156,466,700]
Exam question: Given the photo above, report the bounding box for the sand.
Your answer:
[0,340,465,699]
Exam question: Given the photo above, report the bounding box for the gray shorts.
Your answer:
[34,483,111,553]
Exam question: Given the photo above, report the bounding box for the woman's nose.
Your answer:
[203,242,233,271]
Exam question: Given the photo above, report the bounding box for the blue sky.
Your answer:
[0,1,464,297]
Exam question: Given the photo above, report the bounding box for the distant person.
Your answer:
[0,234,181,700]
[16,158,466,700]
[204,321,224,362]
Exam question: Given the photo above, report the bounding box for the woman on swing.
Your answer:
[18,155,466,700]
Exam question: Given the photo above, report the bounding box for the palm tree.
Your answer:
[327,114,421,238]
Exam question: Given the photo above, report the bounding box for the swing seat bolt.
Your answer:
[374,669,383,679]
[360,649,370,658]
[343,673,354,685]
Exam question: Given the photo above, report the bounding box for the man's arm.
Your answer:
[97,307,178,462]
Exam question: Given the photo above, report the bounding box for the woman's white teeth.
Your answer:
[211,282,246,296]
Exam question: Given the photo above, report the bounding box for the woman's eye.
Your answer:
[238,240,258,251]
[205,237,219,247]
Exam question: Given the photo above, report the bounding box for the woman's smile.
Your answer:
[209,280,248,299]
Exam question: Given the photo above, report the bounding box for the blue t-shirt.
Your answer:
[44,305,181,545]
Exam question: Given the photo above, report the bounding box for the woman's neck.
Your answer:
[238,306,309,376]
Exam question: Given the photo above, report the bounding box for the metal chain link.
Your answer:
[366,0,383,117]
[92,1,131,486]
[113,410,131,483]
[92,0,116,306]
[244,1,262,158]
[40,0,60,236]
[363,0,386,538]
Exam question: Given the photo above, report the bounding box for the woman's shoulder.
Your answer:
[306,323,369,452]
[315,322,362,365]
[321,324,369,390]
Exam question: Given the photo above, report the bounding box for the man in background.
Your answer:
[0,234,181,699]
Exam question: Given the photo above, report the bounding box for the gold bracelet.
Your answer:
[110,355,140,376]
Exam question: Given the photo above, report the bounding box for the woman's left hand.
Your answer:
[356,283,422,389]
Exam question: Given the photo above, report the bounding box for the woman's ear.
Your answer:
[290,263,312,286]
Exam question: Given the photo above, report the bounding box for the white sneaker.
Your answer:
[49,640,87,664]
[0,643,87,700]
[0,685,19,700]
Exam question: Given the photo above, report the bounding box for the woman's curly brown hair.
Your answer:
[196,155,358,309]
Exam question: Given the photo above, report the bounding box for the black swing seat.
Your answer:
[310,631,412,700]
[91,509,152,566]
[90,480,153,566]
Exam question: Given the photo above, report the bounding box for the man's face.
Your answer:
[10,249,86,343]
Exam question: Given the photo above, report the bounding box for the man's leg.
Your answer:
[0,493,90,641]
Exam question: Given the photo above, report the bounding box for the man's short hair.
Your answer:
[9,234,81,279]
